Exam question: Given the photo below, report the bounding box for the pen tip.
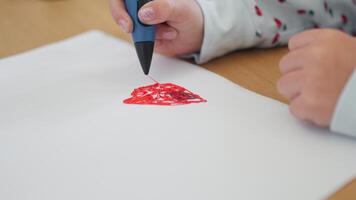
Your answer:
[135,42,154,75]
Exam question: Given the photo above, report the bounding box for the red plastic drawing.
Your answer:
[123,79,207,106]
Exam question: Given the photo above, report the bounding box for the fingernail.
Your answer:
[118,19,129,32]
[139,7,155,21]
[162,31,177,40]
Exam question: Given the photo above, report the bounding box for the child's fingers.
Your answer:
[279,49,306,74]
[138,0,183,24]
[155,24,178,40]
[109,0,133,33]
[289,96,309,121]
[288,29,323,50]
[277,70,303,100]
[154,39,180,56]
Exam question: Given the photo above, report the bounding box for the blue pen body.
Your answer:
[125,0,156,75]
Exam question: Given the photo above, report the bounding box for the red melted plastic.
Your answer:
[123,83,207,106]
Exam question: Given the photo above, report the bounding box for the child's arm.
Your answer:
[196,0,356,136]
[278,29,356,137]
[195,0,356,63]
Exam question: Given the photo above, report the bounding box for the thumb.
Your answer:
[138,0,182,24]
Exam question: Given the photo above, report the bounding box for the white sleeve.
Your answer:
[193,0,356,64]
[331,70,356,138]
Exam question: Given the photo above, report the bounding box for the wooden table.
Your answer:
[0,0,354,199]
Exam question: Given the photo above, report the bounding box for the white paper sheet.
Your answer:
[0,31,355,200]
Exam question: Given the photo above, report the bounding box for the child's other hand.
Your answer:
[109,0,204,56]
[277,29,356,127]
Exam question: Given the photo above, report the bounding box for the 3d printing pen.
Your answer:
[125,0,156,75]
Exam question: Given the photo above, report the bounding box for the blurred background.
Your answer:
[0,0,129,58]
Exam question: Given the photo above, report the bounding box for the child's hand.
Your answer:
[277,29,356,127]
[109,0,204,56]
